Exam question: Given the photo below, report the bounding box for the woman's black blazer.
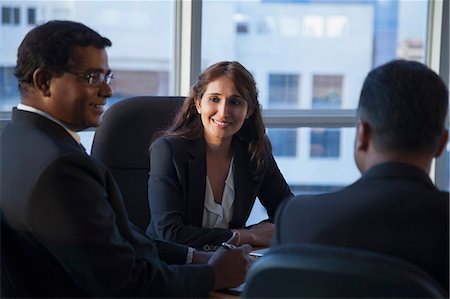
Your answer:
[146,136,293,249]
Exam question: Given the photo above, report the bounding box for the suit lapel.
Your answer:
[186,139,207,226]
[13,108,84,153]
[230,140,255,228]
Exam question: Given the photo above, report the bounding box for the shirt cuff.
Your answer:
[186,247,194,264]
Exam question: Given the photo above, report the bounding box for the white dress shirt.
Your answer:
[17,103,81,144]
[202,157,235,229]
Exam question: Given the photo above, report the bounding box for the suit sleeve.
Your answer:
[28,152,214,298]
[257,153,293,221]
[147,138,233,249]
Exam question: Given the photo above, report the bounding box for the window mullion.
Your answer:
[175,0,202,97]
[263,109,356,128]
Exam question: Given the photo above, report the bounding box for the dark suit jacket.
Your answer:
[274,162,449,292]
[147,136,293,249]
[0,109,214,298]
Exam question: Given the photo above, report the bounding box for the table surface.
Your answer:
[209,291,240,299]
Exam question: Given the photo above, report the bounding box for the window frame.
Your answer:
[179,0,449,190]
[0,0,448,189]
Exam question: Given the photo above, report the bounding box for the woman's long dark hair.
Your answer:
[158,61,272,177]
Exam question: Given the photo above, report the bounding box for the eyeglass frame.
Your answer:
[65,70,114,86]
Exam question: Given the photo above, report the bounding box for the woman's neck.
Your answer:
[204,136,232,157]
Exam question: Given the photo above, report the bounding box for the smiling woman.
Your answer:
[146,61,293,250]
[195,76,250,146]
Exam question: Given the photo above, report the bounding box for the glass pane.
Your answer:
[2,7,10,24]
[268,74,300,108]
[0,0,175,112]
[267,128,297,157]
[201,0,428,109]
[310,128,340,158]
[27,8,36,25]
[247,127,360,225]
[272,127,359,194]
[13,7,19,24]
[312,75,343,109]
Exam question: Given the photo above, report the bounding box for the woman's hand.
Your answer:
[234,221,274,247]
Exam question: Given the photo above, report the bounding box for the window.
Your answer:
[310,128,340,158]
[234,13,249,34]
[201,0,440,216]
[267,129,297,157]
[2,6,20,25]
[327,16,349,38]
[1,1,446,215]
[0,1,176,152]
[268,74,300,108]
[273,127,358,195]
[27,7,36,25]
[236,22,248,34]
[303,15,324,38]
[0,1,175,115]
[279,16,300,37]
[256,16,276,34]
[312,75,343,109]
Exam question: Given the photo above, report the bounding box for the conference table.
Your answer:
[210,290,240,298]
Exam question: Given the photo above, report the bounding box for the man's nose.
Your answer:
[98,81,113,98]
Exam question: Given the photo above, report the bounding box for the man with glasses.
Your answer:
[0,20,251,297]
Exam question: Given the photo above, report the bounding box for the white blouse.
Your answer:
[202,157,235,229]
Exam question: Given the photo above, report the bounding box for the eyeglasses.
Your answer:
[66,70,114,86]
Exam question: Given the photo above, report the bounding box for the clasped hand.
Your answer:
[207,232,253,290]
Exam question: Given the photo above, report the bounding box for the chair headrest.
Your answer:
[91,96,184,169]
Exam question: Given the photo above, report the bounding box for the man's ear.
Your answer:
[434,130,448,158]
[32,68,51,97]
[356,120,371,152]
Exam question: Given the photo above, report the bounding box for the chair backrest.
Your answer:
[91,96,184,231]
[242,244,447,299]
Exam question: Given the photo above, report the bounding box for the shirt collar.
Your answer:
[17,103,81,144]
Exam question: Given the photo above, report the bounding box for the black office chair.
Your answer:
[242,244,447,298]
[91,96,184,231]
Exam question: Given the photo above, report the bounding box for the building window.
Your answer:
[2,7,20,25]
[13,7,20,24]
[303,15,324,38]
[236,22,248,34]
[268,74,300,108]
[234,13,249,34]
[279,17,300,37]
[27,8,36,25]
[327,16,349,38]
[1,1,175,114]
[310,128,340,158]
[312,75,343,109]
[256,16,275,34]
[268,129,297,157]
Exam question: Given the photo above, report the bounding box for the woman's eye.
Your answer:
[209,96,220,102]
[230,98,242,105]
